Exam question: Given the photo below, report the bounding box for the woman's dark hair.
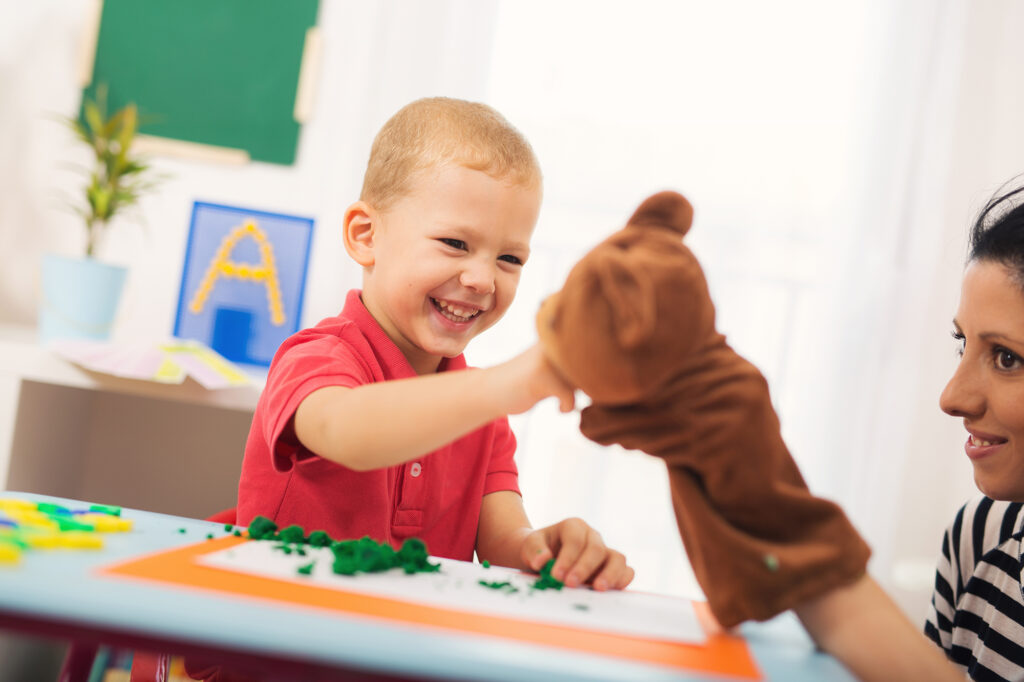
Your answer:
[970,180,1024,286]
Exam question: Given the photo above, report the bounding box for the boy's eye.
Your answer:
[994,346,1022,370]
[439,238,467,250]
[499,254,523,265]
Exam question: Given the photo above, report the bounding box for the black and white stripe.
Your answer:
[925,496,1024,681]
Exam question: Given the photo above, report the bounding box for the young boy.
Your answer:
[236,97,633,591]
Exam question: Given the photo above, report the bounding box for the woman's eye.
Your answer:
[440,238,467,250]
[951,331,965,357]
[498,254,523,265]
[995,347,1022,370]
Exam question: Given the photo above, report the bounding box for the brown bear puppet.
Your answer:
[536,191,871,628]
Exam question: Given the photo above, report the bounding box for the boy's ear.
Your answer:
[343,201,376,267]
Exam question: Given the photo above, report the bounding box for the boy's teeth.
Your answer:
[971,436,994,446]
[443,302,468,316]
[434,299,477,321]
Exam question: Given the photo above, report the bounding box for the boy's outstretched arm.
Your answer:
[793,574,959,682]
[475,490,634,590]
[293,345,572,471]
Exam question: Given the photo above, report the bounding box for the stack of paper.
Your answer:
[49,338,252,389]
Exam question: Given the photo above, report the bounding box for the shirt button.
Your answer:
[410,462,422,477]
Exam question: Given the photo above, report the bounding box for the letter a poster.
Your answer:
[174,201,314,367]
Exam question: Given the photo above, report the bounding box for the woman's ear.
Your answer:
[343,201,376,266]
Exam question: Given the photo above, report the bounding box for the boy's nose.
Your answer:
[459,260,496,294]
[939,359,984,418]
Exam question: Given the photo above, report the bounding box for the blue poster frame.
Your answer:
[173,201,314,367]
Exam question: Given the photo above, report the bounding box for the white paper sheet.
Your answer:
[198,540,706,644]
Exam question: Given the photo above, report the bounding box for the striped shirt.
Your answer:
[925,496,1024,681]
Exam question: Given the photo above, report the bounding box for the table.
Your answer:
[0,493,854,682]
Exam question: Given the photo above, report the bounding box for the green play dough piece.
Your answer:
[242,519,441,578]
[246,516,278,540]
[307,530,331,547]
[277,525,306,544]
[478,579,519,594]
[330,536,439,577]
[532,558,564,591]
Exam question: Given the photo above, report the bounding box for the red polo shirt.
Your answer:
[236,290,520,561]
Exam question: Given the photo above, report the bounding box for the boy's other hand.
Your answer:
[520,518,634,591]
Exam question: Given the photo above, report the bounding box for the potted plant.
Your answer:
[41,86,158,343]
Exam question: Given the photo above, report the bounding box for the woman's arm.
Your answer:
[793,574,959,682]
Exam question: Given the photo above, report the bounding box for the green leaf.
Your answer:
[102,110,124,141]
[69,117,93,146]
[113,191,139,207]
[59,87,165,253]
[84,101,103,137]
[95,83,109,118]
[110,152,126,177]
[104,154,119,182]
[120,161,148,175]
[118,104,137,150]
[92,186,111,220]
[85,175,99,203]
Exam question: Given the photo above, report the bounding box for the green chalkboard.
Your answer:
[84,0,319,165]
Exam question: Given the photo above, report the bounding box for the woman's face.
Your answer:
[940,259,1024,500]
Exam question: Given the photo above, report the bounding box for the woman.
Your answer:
[799,182,1024,681]
[925,182,1024,680]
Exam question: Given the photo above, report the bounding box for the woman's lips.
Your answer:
[964,435,1007,461]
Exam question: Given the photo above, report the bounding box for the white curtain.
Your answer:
[5,0,1024,625]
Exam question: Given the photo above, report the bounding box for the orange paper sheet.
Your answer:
[100,537,761,679]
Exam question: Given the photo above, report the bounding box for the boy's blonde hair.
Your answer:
[360,97,541,210]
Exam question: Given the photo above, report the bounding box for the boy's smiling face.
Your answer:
[354,163,540,374]
[941,260,1024,500]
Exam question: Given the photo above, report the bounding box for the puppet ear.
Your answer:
[627,191,694,237]
[595,254,657,349]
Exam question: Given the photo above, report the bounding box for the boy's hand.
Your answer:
[501,344,577,415]
[520,518,634,591]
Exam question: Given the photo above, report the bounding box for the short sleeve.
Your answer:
[261,334,378,471]
[924,501,973,657]
[924,522,958,654]
[483,416,520,496]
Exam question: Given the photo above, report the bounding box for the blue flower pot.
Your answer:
[39,253,127,343]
